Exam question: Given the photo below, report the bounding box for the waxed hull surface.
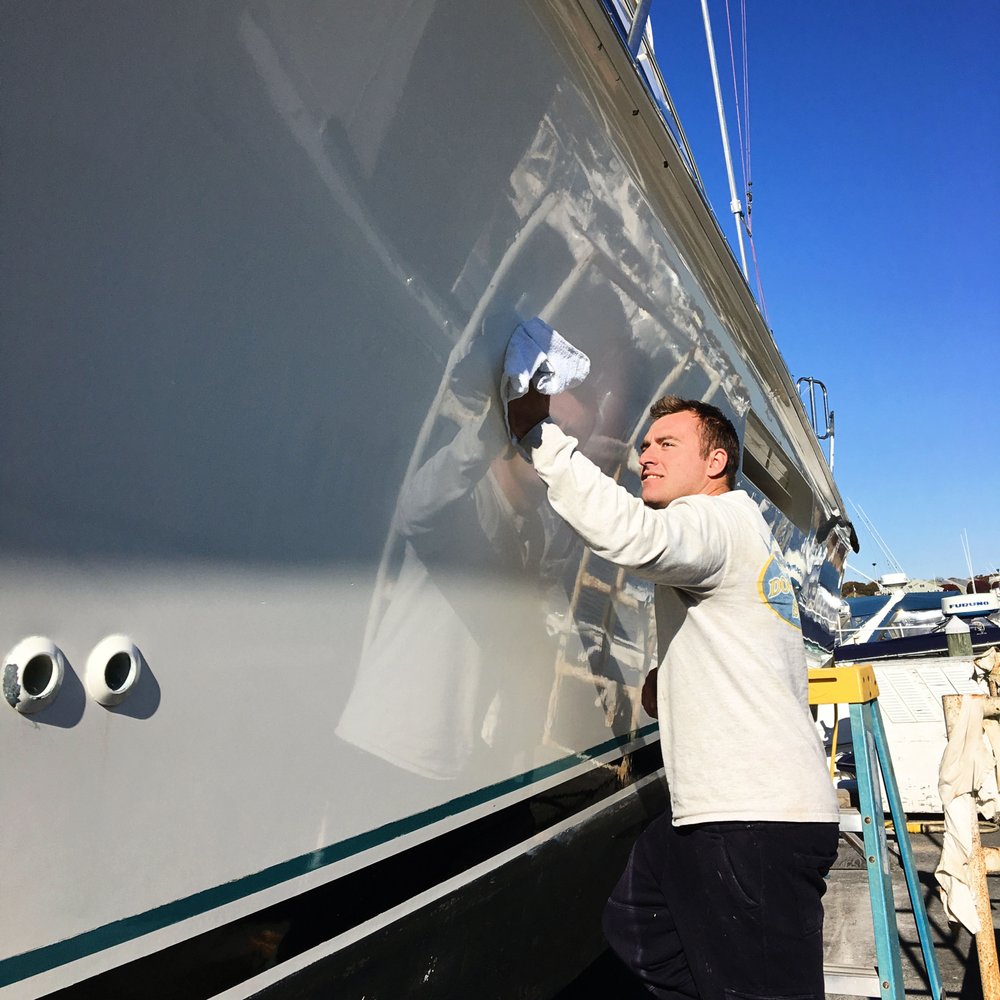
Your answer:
[1,1,847,996]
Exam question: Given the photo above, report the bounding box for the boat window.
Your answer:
[740,411,813,532]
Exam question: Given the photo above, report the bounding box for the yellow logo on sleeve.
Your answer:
[757,554,801,629]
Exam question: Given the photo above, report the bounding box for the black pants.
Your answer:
[602,811,839,1000]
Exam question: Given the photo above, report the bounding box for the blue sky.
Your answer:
[649,2,999,580]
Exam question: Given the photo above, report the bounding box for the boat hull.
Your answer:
[1,1,848,995]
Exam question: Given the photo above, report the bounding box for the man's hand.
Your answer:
[641,667,658,718]
[506,384,550,439]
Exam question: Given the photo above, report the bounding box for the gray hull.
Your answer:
[1,2,849,995]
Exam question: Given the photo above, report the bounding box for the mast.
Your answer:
[698,0,748,279]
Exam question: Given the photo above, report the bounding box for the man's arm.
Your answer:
[641,667,658,717]
[396,405,502,545]
[520,418,728,588]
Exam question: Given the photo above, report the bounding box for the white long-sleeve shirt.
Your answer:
[523,419,839,826]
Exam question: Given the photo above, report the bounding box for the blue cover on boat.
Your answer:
[897,591,953,612]
[845,594,892,617]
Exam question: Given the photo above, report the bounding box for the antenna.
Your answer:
[845,562,880,585]
[848,500,904,575]
[961,530,976,590]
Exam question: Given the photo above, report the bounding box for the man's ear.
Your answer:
[707,448,729,478]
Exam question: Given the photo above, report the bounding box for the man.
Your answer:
[507,387,840,1000]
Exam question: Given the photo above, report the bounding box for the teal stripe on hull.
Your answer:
[1,727,658,987]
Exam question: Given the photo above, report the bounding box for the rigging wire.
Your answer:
[722,0,768,320]
[741,0,750,192]
[724,0,748,199]
[849,500,905,576]
[747,223,769,319]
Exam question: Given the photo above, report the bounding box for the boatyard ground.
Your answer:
[555,828,999,999]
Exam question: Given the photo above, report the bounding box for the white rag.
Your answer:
[501,317,590,439]
[934,694,1000,934]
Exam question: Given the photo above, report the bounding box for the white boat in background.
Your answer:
[1,2,854,996]
[836,590,1000,662]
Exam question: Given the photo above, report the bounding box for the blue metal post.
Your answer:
[870,700,944,1000]
[851,701,905,999]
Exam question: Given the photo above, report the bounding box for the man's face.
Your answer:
[638,410,726,508]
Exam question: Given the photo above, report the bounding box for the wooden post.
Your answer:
[941,693,1000,999]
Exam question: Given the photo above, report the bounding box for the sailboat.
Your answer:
[1,2,853,996]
